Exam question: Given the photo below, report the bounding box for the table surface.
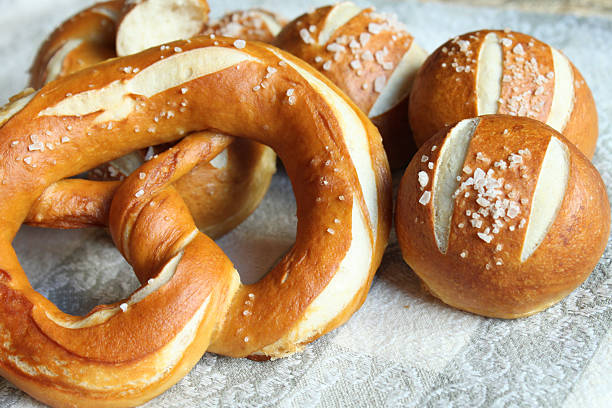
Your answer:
[0,0,610,407]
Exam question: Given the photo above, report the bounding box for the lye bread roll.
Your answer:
[275,1,427,168]
[396,115,610,318]
[409,30,598,158]
[201,9,287,43]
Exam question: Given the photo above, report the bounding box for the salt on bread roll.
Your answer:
[396,115,610,318]
[201,9,287,43]
[29,0,278,238]
[275,1,427,168]
[409,30,598,158]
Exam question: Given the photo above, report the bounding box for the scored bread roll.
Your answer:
[396,115,610,318]
[409,30,598,158]
[201,9,287,43]
[275,1,427,168]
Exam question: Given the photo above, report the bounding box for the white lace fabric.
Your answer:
[0,0,611,406]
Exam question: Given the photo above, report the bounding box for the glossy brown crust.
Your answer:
[409,30,598,158]
[174,140,276,237]
[26,179,120,228]
[0,39,390,406]
[201,9,287,42]
[396,115,610,318]
[408,31,483,148]
[275,4,421,168]
[29,1,121,88]
[370,97,417,169]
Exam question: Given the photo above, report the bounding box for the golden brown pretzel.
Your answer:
[275,1,428,168]
[29,0,276,238]
[396,115,609,318]
[29,1,122,89]
[0,38,391,407]
[409,30,598,158]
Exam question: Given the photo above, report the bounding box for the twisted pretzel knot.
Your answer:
[29,0,279,238]
[0,38,391,407]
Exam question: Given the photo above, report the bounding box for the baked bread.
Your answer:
[275,1,427,168]
[0,37,391,407]
[409,30,598,158]
[396,114,610,318]
[29,0,277,238]
[29,0,121,89]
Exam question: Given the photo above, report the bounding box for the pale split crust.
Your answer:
[28,0,280,239]
[274,2,427,168]
[0,39,391,407]
[115,0,209,57]
[409,30,598,159]
[396,115,609,319]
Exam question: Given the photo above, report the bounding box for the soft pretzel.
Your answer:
[0,38,391,407]
[395,115,609,318]
[29,0,277,238]
[409,30,598,158]
[201,8,287,43]
[29,0,122,89]
[275,1,427,168]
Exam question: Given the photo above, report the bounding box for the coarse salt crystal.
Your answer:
[418,171,429,188]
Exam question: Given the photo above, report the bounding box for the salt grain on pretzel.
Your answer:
[0,38,391,407]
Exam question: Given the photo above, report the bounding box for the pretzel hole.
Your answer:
[14,227,138,316]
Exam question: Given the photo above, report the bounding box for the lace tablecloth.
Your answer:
[0,0,610,406]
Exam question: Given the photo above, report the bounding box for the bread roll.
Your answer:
[409,30,598,158]
[396,114,609,318]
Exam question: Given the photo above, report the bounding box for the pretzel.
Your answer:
[201,8,287,43]
[275,1,428,168]
[409,30,598,158]
[0,38,391,407]
[396,115,609,318]
[29,0,277,238]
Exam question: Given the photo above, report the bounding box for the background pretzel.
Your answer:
[29,0,279,238]
[0,38,391,407]
[275,1,428,168]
